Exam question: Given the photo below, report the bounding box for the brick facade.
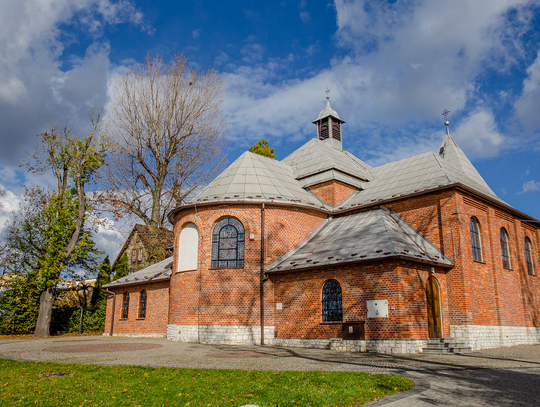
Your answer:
[105,187,540,352]
[309,180,357,206]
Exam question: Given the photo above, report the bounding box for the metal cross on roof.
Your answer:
[326,87,330,100]
[441,109,450,121]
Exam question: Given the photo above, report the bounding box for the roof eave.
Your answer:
[266,255,453,274]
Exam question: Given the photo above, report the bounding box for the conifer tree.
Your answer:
[91,255,111,305]
[113,254,129,281]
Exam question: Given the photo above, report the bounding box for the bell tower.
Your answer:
[313,88,345,150]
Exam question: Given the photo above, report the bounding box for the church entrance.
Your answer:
[426,276,442,338]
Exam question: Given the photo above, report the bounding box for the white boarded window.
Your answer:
[178,223,199,271]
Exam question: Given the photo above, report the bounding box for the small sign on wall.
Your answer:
[276,303,282,310]
[367,300,388,318]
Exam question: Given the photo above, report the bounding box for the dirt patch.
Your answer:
[43,343,163,353]
[205,352,277,358]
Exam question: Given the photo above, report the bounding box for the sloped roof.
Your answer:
[343,151,502,208]
[103,256,173,289]
[112,224,174,270]
[282,138,372,182]
[437,132,493,192]
[313,100,344,122]
[266,206,452,273]
[190,151,333,209]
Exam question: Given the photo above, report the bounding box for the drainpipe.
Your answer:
[104,288,116,336]
[260,203,265,346]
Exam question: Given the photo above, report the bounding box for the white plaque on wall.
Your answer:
[367,300,388,318]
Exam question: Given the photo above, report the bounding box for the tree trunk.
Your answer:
[33,287,55,337]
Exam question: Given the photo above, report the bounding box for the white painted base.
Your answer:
[103,332,166,338]
[450,324,540,351]
[167,324,275,345]
[166,324,426,353]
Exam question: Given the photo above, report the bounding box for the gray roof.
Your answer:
[282,138,372,182]
[437,132,493,192]
[313,100,344,122]
[103,257,173,288]
[266,206,452,273]
[179,122,507,216]
[190,151,333,209]
[343,150,503,208]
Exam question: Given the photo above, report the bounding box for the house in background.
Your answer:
[104,99,540,354]
[112,224,174,274]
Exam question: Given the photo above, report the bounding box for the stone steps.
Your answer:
[422,338,472,354]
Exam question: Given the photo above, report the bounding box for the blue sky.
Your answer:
[1,0,540,259]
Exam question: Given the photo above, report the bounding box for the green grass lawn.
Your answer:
[0,358,413,406]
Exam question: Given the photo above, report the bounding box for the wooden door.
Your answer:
[426,276,442,338]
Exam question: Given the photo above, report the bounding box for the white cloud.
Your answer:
[241,43,265,63]
[92,218,125,260]
[0,187,21,233]
[514,51,540,133]
[222,0,538,159]
[192,29,200,39]
[453,109,505,158]
[518,179,540,194]
[299,11,310,23]
[0,0,146,168]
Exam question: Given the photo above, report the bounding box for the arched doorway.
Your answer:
[426,276,442,338]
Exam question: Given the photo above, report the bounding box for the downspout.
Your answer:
[104,288,116,336]
[260,203,265,346]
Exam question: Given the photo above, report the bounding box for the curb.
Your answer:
[362,373,430,406]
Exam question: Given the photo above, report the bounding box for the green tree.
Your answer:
[21,110,107,337]
[91,255,111,305]
[113,253,129,281]
[249,139,276,158]
[1,187,101,335]
[0,271,41,334]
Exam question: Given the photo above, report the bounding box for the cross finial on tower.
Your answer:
[441,109,450,135]
[326,87,330,100]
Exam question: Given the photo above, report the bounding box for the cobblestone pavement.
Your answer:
[0,337,539,406]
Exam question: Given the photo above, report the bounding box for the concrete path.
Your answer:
[0,337,539,406]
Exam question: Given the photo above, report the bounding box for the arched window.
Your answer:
[470,217,482,262]
[525,237,535,276]
[211,218,245,268]
[500,228,511,269]
[138,290,147,319]
[178,223,199,271]
[121,292,129,319]
[322,279,342,322]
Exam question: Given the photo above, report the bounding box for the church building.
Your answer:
[103,98,540,354]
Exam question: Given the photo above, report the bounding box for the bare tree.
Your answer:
[102,53,226,231]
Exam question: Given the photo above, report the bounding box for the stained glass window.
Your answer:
[525,237,535,276]
[470,217,482,262]
[122,292,129,319]
[322,279,342,322]
[138,290,147,319]
[500,228,511,269]
[211,217,245,268]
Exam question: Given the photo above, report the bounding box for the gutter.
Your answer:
[103,288,116,336]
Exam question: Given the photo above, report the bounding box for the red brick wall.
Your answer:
[169,204,327,328]
[107,185,540,340]
[309,180,357,206]
[271,261,449,340]
[104,281,169,336]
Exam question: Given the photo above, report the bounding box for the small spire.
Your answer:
[441,109,450,135]
[325,87,330,100]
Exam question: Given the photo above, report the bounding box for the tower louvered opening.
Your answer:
[319,120,329,140]
[331,118,341,141]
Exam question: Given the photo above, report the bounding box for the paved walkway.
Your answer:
[0,337,539,406]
